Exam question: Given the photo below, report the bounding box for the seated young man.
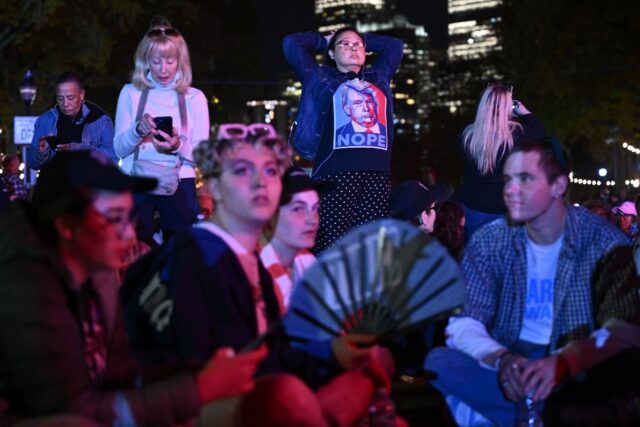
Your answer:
[0,151,267,426]
[135,126,398,426]
[260,167,321,311]
[424,139,640,427]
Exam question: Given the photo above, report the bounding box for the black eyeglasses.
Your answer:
[92,206,138,237]
[427,202,441,214]
[335,40,365,50]
[417,202,440,225]
[147,28,180,37]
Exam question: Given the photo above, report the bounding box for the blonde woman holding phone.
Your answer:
[114,25,209,245]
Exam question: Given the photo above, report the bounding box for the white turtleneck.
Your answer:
[113,75,209,179]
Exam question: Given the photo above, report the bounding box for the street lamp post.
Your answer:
[19,70,37,114]
[18,69,37,186]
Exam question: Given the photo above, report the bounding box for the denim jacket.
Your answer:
[283,32,403,161]
[28,101,116,170]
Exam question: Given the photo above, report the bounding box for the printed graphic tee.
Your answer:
[313,78,390,177]
[519,234,564,344]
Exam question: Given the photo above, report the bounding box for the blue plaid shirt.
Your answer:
[460,205,634,351]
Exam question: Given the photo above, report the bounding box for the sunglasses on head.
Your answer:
[147,27,180,37]
[217,123,278,141]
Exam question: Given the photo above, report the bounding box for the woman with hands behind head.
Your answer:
[283,27,403,253]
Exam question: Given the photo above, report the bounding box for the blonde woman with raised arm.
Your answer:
[458,83,544,240]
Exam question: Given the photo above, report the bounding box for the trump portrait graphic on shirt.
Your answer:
[333,79,388,151]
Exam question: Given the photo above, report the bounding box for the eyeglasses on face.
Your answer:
[335,40,365,50]
[426,201,441,214]
[417,203,439,225]
[147,27,180,37]
[92,206,138,237]
[217,123,278,140]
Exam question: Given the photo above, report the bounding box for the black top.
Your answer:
[55,102,108,145]
[56,106,85,144]
[122,226,339,389]
[458,114,545,214]
[312,73,392,178]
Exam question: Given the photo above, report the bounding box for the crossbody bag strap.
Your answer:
[178,92,187,135]
[133,89,150,161]
[177,92,194,167]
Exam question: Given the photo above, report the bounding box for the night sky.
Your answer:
[251,0,447,79]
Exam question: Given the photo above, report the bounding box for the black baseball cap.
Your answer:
[390,180,446,220]
[32,151,157,216]
[280,167,330,205]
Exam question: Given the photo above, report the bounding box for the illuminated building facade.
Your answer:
[443,0,504,114]
[315,0,390,32]
[448,0,502,61]
[359,16,431,138]
[311,0,431,138]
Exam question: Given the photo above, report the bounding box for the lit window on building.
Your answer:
[315,0,385,14]
[448,0,503,14]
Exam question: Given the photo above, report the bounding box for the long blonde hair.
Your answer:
[131,28,192,94]
[462,84,521,175]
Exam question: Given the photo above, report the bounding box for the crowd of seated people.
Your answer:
[0,15,638,427]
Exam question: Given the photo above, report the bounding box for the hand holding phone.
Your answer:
[153,116,173,142]
[239,329,273,354]
[196,346,268,403]
[44,135,60,150]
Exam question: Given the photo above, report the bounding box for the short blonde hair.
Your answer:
[194,135,292,180]
[131,29,192,93]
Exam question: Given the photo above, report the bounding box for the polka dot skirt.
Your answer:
[313,171,391,254]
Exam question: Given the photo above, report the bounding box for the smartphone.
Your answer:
[239,332,270,354]
[239,323,280,354]
[44,135,60,149]
[153,116,173,142]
